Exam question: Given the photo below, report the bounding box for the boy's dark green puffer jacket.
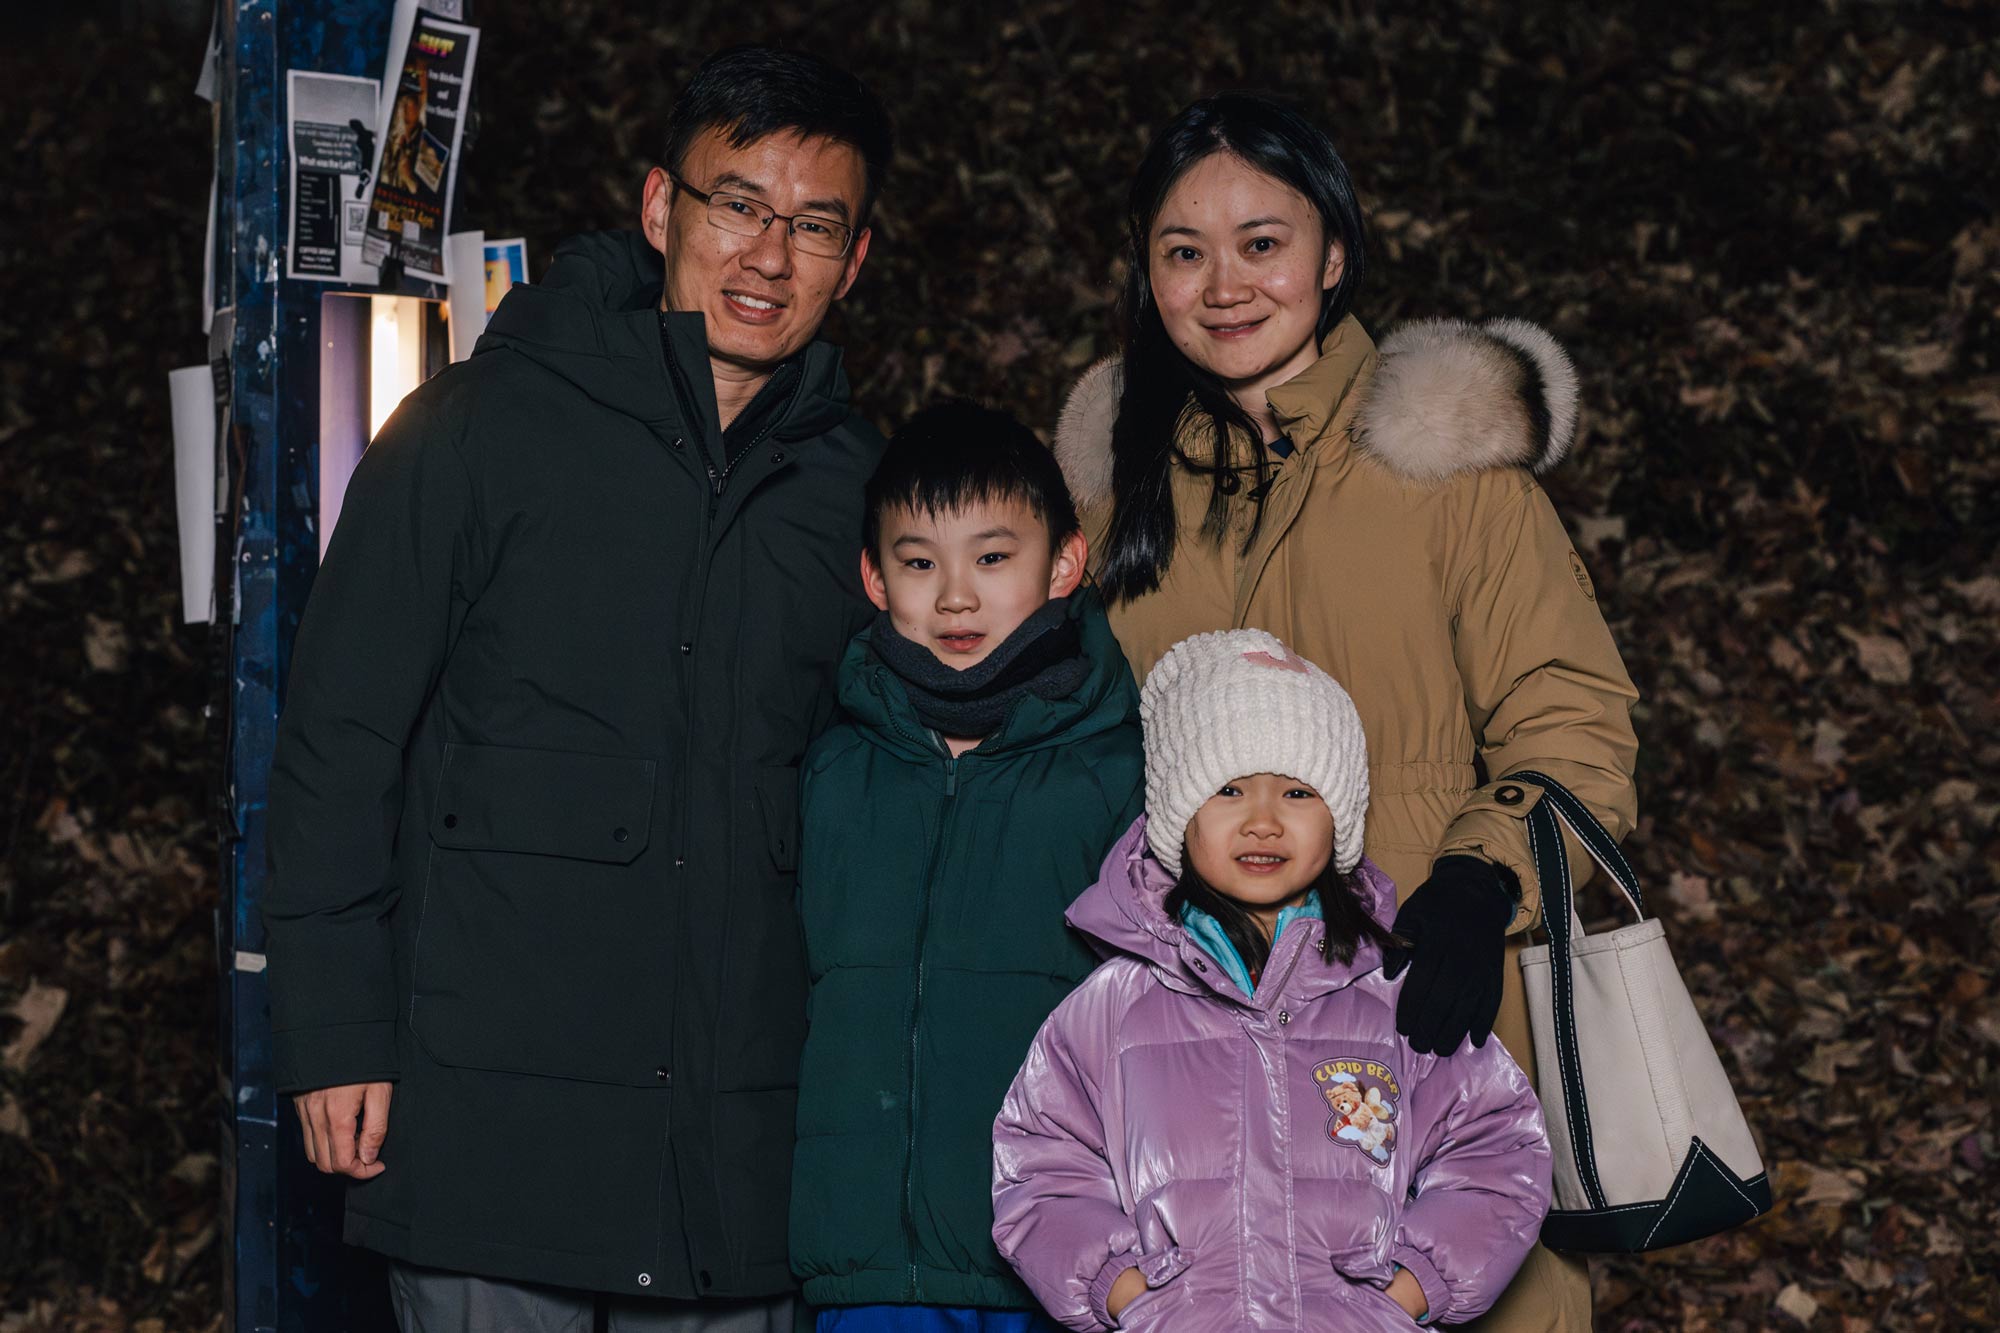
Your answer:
[790,591,1144,1309]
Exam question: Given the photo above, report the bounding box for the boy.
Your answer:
[789,401,1145,1331]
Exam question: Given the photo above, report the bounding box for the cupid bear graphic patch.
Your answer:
[1313,1058,1400,1166]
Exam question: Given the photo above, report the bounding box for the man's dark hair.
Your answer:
[663,46,894,229]
[863,401,1082,560]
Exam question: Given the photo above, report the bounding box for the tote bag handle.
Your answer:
[1509,769,1638,1213]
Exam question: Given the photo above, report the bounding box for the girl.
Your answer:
[1053,94,1638,1329]
[992,630,1551,1331]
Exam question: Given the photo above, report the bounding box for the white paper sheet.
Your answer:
[202,172,217,334]
[169,366,218,625]
[194,6,220,102]
[445,229,485,362]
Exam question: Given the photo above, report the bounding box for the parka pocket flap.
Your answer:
[430,742,658,864]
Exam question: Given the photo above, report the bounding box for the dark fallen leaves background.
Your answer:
[2,0,1995,1328]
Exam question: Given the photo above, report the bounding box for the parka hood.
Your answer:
[835,588,1138,763]
[1052,315,1579,505]
[475,229,850,441]
[1066,814,1400,1004]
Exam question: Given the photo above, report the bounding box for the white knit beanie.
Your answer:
[1140,629,1370,877]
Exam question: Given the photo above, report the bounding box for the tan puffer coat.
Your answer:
[1053,314,1640,1077]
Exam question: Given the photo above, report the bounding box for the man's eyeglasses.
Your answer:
[669,175,856,259]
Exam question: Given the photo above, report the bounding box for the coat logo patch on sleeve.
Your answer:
[1313,1058,1400,1166]
[1568,550,1597,601]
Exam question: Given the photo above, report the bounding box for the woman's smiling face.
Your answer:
[1147,152,1344,399]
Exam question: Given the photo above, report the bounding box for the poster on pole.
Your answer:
[285,71,382,282]
[362,11,479,281]
[484,237,527,313]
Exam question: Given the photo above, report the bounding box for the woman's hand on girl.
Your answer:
[1380,855,1517,1054]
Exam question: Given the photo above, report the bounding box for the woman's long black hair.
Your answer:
[1098,93,1370,604]
[1164,857,1399,983]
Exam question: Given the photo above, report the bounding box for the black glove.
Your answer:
[1381,855,1517,1055]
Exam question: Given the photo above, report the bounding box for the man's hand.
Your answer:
[294,1081,394,1179]
[1381,855,1516,1055]
[1105,1266,1146,1322]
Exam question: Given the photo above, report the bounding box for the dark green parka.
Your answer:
[263,231,884,1299]
[789,593,1144,1309]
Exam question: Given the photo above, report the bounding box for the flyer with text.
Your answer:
[362,11,479,281]
[286,71,381,282]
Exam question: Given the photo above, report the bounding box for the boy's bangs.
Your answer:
[894,475,1045,530]
[864,399,1082,557]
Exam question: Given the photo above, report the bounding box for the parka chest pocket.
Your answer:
[430,742,657,862]
[411,742,665,1086]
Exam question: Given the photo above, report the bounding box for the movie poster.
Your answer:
[285,71,382,282]
[362,12,479,281]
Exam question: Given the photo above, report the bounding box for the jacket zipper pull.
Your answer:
[943,757,957,798]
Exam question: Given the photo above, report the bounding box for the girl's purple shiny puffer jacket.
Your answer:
[993,817,1552,1331]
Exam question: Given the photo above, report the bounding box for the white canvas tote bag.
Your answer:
[1512,772,1773,1252]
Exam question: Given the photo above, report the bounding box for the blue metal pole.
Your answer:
[216,2,441,1327]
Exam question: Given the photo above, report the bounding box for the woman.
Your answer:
[1053,93,1637,1332]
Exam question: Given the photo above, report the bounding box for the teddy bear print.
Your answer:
[1326,1075,1397,1164]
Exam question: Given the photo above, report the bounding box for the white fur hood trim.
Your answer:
[1052,318,1578,507]
[1358,317,1579,485]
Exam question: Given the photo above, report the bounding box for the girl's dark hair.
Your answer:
[1098,93,1369,603]
[1165,857,1397,981]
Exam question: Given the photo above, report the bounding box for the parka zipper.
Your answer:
[652,452,714,1295]
[1262,923,1316,1011]
[671,353,808,518]
[656,327,750,1293]
[714,368,806,502]
[899,738,959,1300]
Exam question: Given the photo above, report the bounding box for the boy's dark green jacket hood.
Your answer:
[266,228,883,1301]
[790,591,1145,1309]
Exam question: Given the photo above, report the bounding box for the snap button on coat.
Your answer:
[1497,785,1524,805]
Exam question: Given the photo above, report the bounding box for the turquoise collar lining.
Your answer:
[1179,892,1322,999]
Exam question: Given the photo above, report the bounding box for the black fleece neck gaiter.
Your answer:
[869,596,1090,740]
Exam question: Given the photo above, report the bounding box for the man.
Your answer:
[264,46,892,1331]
